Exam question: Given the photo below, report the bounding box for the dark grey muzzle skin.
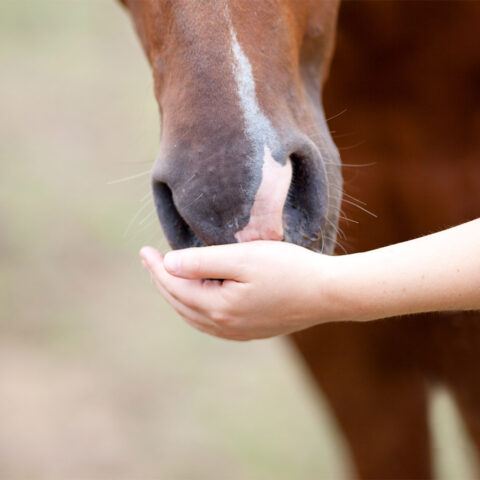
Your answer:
[152,126,256,249]
[151,117,342,253]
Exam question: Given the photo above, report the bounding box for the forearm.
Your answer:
[332,219,480,322]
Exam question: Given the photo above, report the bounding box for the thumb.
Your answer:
[161,244,249,281]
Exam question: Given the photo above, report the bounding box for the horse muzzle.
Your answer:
[151,133,336,253]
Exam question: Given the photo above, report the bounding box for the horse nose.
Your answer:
[151,138,328,251]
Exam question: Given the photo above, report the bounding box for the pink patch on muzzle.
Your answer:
[235,146,292,242]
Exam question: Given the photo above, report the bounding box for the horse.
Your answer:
[118,1,480,478]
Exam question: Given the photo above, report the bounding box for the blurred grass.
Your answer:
[0,1,351,479]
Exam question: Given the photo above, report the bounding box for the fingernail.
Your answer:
[164,251,181,274]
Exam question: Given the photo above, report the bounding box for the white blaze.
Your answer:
[235,146,292,242]
[227,11,279,150]
[226,9,291,240]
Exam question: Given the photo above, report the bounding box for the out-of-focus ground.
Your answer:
[0,2,476,479]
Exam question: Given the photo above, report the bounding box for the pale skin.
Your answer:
[140,219,480,341]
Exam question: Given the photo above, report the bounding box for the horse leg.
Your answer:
[291,320,432,479]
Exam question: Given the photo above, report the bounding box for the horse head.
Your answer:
[121,0,342,252]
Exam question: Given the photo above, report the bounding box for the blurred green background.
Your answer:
[0,2,477,479]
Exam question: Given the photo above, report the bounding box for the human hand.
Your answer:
[140,220,480,340]
[140,241,351,341]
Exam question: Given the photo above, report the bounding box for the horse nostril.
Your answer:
[282,147,329,249]
[152,180,204,249]
[287,153,307,213]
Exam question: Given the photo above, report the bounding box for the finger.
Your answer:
[142,249,194,307]
[152,276,237,340]
[142,247,237,313]
[142,247,197,304]
[140,249,242,340]
[144,244,251,281]
[148,265,221,332]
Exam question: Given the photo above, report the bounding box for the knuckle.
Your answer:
[223,284,249,304]
[210,309,232,326]
[192,249,209,276]
[180,250,201,277]
[190,256,201,276]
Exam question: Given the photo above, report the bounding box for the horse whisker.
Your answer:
[140,191,152,203]
[339,214,359,224]
[325,217,343,241]
[183,192,204,209]
[324,161,377,168]
[123,198,153,238]
[139,209,156,226]
[320,229,326,254]
[332,131,357,139]
[324,235,348,255]
[330,185,368,206]
[340,162,376,168]
[343,192,367,206]
[338,140,366,151]
[326,108,348,122]
[107,169,151,185]
[342,198,377,218]
[133,217,158,236]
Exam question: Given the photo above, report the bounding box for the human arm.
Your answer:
[140,219,480,340]
[334,218,480,321]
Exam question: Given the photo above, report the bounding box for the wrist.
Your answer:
[322,249,399,323]
[309,252,370,323]
[330,245,427,322]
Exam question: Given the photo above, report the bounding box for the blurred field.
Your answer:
[0,2,352,479]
